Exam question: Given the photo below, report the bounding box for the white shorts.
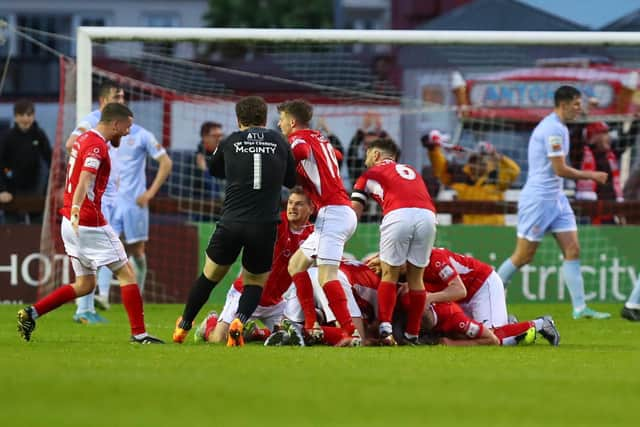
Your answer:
[458,271,508,328]
[111,201,150,244]
[300,205,357,266]
[61,217,128,276]
[517,193,577,242]
[219,286,285,331]
[283,267,361,323]
[379,208,436,267]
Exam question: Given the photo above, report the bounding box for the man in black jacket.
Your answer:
[0,99,51,223]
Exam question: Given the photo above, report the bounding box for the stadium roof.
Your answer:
[517,0,640,30]
[602,8,640,31]
[401,0,640,71]
[416,0,587,31]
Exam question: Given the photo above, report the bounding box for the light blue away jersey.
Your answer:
[521,112,569,200]
[116,124,166,203]
[73,109,118,203]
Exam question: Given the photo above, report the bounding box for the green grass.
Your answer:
[1,303,639,427]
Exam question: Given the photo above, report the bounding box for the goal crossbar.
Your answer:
[76,26,640,121]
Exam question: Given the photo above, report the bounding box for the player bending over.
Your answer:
[351,137,436,345]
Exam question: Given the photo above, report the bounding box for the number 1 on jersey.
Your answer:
[253,153,262,189]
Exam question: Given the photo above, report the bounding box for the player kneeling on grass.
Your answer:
[193,188,314,344]
[17,103,163,344]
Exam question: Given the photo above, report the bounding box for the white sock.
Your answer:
[562,260,586,311]
[534,318,544,331]
[497,258,518,288]
[501,336,518,346]
[97,266,112,300]
[625,278,640,308]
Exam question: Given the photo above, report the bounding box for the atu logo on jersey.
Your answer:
[246,132,264,140]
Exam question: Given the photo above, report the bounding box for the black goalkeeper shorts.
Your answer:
[206,221,278,275]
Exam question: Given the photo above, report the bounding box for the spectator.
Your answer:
[347,114,386,183]
[575,121,623,224]
[195,121,224,171]
[423,130,520,225]
[0,99,51,223]
[190,121,224,221]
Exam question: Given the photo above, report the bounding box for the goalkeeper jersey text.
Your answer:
[209,127,297,223]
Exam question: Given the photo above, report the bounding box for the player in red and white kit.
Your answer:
[16,103,163,344]
[277,99,358,343]
[351,137,437,345]
[421,247,560,345]
[425,302,540,346]
[193,187,314,343]
[364,253,559,346]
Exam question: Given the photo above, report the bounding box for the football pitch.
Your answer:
[1,303,638,427]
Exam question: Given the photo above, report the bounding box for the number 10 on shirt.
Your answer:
[320,141,340,178]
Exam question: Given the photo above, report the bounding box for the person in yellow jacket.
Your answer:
[423,130,520,225]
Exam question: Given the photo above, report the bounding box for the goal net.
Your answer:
[36,28,640,304]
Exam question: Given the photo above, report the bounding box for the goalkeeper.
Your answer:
[422,130,520,225]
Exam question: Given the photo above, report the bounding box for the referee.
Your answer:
[173,96,297,345]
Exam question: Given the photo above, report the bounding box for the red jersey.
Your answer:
[431,302,483,338]
[289,129,350,208]
[234,213,314,306]
[339,259,381,319]
[422,248,493,303]
[60,130,110,227]
[352,159,435,216]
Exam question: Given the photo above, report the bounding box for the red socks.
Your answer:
[292,272,317,330]
[120,283,146,336]
[321,326,346,346]
[377,281,397,323]
[406,289,427,336]
[493,321,535,344]
[33,284,77,317]
[324,280,355,335]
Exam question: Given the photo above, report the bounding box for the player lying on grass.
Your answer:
[193,187,314,344]
[414,301,559,346]
[17,103,163,344]
[367,249,560,346]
